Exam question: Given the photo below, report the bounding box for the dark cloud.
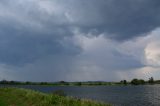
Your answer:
[103,50,144,70]
[1,0,159,64]
[61,0,160,40]
[0,0,159,81]
[0,20,80,65]
[1,0,160,39]
[79,45,144,71]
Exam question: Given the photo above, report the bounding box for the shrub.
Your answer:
[131,79,145,85]
[148,77,154,84]
[52,90,66,97]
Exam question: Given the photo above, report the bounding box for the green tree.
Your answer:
[120,80,127,85]
[131,79,145,85]
[148,77,154,84]
[123,80,127,85]
[139,79,145,84]
[131,79,139,85]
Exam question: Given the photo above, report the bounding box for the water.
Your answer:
[1,84,160,106]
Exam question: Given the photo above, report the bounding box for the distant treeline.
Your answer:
[119,77,159,85]
[0,80,114,86]
[0,77,160,86]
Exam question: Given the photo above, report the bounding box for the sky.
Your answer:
[0,0,160,82]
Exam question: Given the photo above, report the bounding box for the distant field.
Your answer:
[0,87,111,106]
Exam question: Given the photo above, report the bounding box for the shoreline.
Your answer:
[0,87,111,106]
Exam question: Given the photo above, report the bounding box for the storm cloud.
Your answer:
[0,0,160,81]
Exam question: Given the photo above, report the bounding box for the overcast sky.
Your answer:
[0,0,160,82]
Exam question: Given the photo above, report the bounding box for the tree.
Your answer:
[139,79,145,84]
[123,80,127,85]
[120,80,127,85]
[148,77,154,84]
[75,82,82,86]
[131,79,145,85]
[0,79,8,84]
[131,79,139,85]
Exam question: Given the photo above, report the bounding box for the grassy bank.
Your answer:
[0,88,111,106]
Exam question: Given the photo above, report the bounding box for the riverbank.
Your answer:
[0,87,111,106]
[0,79,159,86]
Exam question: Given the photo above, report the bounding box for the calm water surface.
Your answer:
[1,84,160,106]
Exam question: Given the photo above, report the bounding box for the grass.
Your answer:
[0,87,111,106]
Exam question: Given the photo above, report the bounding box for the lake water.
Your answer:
[1,84,160,106]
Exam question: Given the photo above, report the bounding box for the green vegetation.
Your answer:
[130,79,145,85]
[0,76,158,86]
[130,77,155,85]
[0,87,111,106]
[0,80,119,86]
[120,80,127,85]
[52,90,66,97]
[148,77,154,84]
